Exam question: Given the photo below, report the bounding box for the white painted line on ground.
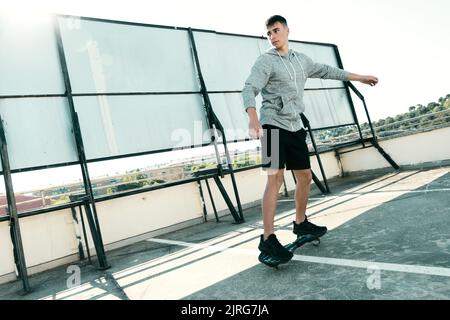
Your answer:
[147,237,450,278]
[304,188,450,201]
[291,255,450,277]
[336,188,450,196]
[147,237,258,256]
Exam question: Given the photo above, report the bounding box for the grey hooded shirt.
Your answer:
[242,48,349,132]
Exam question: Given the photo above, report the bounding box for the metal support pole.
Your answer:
[205,179,219,222]
[311,171,327,194]
[301,114,330,193]
[348,82,377,140]
[334,45,365,147]
[222,140,245,221]
[348,82,400,170]
[211,126,224,177]
[197,180,208,222]
[70,206,85,261]
[282,177,289,197]
[54,16,109,269]
[0,117,31,293]
[188,28,244,223]
[373,143,400,170]
[79,204,92,263]
[213,176,242,223]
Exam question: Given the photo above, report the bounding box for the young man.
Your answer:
[242,15,378,264]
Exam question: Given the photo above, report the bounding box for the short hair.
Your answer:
[265,15,288,28]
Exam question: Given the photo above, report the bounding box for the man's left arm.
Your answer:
[302,54,378,86]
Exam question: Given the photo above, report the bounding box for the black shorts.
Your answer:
[261,124,311,170]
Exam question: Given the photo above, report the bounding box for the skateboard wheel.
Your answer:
[312,239,320,246]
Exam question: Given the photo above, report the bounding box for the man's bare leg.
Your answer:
[262,168,285,240]
[293,169,312,224]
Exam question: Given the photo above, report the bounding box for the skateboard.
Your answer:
[258,231,326,269]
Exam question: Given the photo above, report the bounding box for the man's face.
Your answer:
[266,22,289,49]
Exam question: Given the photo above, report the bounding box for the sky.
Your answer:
[1,0,449,191]
[2,0,448,122]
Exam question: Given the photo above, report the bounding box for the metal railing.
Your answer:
[2,109,448,216]
[314,109,450,149]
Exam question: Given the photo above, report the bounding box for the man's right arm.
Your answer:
[241,56,271,139]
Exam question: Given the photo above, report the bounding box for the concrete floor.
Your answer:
[1,166,450,300]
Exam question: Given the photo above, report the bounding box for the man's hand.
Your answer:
[249,118,263,139]
[359,75,378,86]
[348,73,379,86]
[246,107,263,139]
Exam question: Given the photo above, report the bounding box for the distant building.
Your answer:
[0,194,52,216]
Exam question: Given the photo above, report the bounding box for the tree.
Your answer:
[433,105,444,113]
[385,117,394,124]
[444,98,450,109]
[136,173,148,180]
[427,102,439,110]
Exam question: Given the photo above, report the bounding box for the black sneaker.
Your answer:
[258,234,293,263]
[293,217,327,238]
